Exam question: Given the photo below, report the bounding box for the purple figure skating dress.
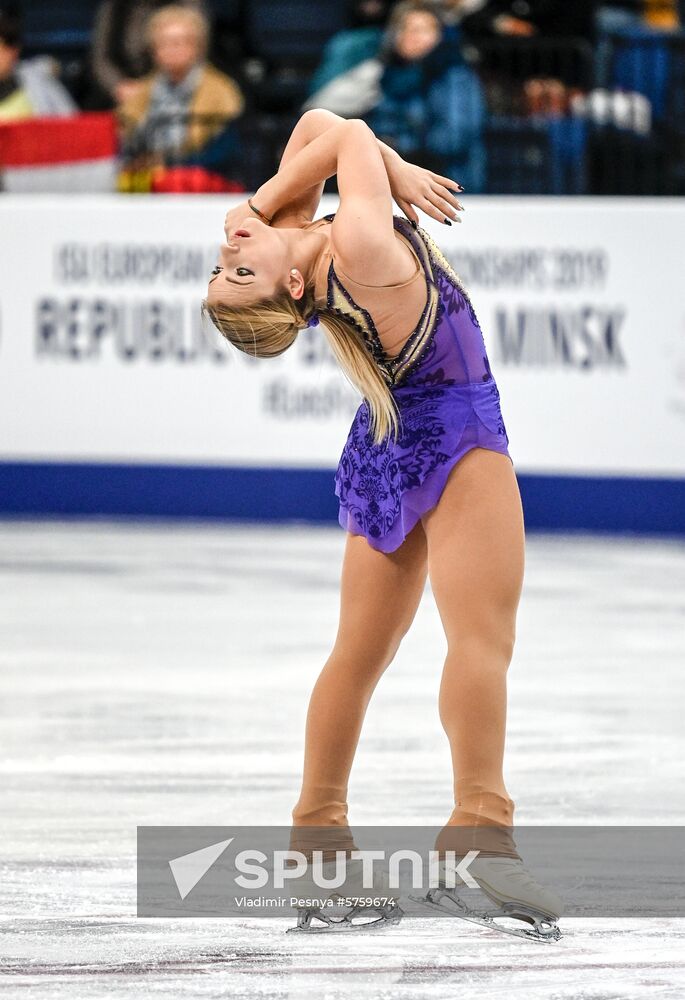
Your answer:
[327,214,512,554]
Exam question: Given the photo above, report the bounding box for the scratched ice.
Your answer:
[1,521,684,998]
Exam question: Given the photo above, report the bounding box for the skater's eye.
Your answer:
[208,263,254,287]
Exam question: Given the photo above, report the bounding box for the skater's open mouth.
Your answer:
[233,229,251,239]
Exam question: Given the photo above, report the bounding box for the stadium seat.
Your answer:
[18,0,97,53]
[585,122,675,194]
[245,0,349,64]
[485,118,551,194]
[485,116,588,195]
[664,35,685,136]
[204,0,242,24]
[236,113,298,189]
[609,27,672,123]
[243,2,350,111]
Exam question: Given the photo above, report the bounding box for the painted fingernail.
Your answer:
[457,185,465,191]
[444,218,452,226]
[410,220,418,229]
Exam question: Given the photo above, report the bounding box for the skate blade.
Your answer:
[408,892,562,943]
[287,903,404,934]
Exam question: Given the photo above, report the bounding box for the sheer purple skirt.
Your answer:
[330,216,513,555]
[334,379,512,554]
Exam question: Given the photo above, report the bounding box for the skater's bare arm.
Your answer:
[226,110,463,242]
[254,119,410,284]
[266,109,404,228]
[330,119,406,284]
[222,114,350,240]
[265,111,331,228]
[253,113,462,229]
[298,112,463,229]
[253,119,382,219]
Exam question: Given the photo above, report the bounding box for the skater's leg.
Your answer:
[291,520,428,840]
[420,447,525,851]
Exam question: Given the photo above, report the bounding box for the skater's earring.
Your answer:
[288,267,304,301]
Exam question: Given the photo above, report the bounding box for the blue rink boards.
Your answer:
[0,461,683,535]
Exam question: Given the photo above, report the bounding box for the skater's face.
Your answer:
[206,217,293,308]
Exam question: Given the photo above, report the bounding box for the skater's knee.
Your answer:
[447,622,516,672]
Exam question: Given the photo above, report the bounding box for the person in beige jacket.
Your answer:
[118,4,244,161]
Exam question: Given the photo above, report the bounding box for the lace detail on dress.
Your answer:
[326,261,391,377]
[325,216,444,389]
[334,369,509,545]
[334,362,462,541]
[417,224,481,329]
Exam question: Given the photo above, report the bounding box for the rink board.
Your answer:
[0,194,683,533]
[1,461,684,535]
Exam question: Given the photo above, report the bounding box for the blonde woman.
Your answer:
[118,5,243,160]
[204,109,562,939]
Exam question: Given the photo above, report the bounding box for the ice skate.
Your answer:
[411,855,563,942]
[286,855,404,933]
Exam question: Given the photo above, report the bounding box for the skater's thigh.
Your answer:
[421,447,525,647]
[335,520,428,664]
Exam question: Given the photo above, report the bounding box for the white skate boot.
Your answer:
[411,855,563,942]
[286,854,403,933]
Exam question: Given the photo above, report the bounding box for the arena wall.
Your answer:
[1,194,683,534]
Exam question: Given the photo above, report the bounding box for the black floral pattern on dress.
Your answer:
[335,362,465,540]
[437,270,480,330]
[482,377,508,437]
[329,216,511,548]
[335,399,453,540]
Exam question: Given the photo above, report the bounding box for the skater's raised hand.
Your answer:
[223,198,254,245]
[385,157,465,227]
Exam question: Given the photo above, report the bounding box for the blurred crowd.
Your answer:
[0,0,684,193]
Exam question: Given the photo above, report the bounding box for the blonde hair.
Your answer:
[388,0,443,32]
[147,5,209,55]
[202,289,401,447]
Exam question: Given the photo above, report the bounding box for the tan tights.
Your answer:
[290,447,525,860]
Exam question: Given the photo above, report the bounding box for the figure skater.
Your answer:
[203,109,562,940]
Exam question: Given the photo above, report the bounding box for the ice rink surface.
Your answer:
[1,519,684,998]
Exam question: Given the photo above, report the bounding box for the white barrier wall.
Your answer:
[1,195,684,481]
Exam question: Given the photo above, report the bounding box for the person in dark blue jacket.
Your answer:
[366,1,487,193]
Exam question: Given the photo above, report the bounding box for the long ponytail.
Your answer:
[202,288,400,447]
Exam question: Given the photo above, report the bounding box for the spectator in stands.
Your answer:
[306,0,392,98]
[0,8,76,121]
[365,1,488,191]
[117,5,244,165]
[89,0,204,109]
